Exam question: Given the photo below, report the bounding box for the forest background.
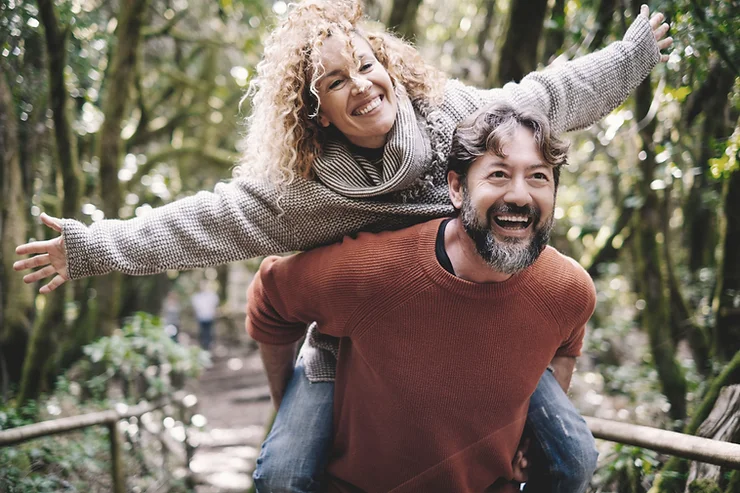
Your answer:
[0,0,738,491]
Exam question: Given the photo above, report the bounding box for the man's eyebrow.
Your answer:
[486,160,548,170]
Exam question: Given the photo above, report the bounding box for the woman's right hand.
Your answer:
[14,213,70,293]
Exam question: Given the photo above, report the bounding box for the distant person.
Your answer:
[162,290,182,342]
[191,283,220,350]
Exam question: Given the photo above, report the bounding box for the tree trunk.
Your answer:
[0,72,34,391]
[541,0,566,64]
[17,291,66,404]
[496,0,549,84]
[387,0,423,40]
[713,165,740,361]
[631,73,687,421]
[16,0,82,405]
[663,184,711,374]
[685,385,740,492]
[92,0,151,337]
[476,0,497,86]
[684,62,735,274]
[592,0,616,49]
[649,351,740,493]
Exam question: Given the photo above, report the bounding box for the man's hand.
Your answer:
[14,213,70,293]
[642,4,673,63]
[511,436,530,483]
[550,356,577,393]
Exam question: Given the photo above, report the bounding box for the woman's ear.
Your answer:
[318,113,331,128]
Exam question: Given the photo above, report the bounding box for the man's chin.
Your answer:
[490,228,534,245]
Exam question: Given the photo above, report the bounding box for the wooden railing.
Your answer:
[1,403,738,492]
[585,417,740,468]
[0,392,196,493]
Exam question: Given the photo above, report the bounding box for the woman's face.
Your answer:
[315,33,398,149]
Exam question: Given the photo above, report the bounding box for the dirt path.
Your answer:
[186,334,273,492]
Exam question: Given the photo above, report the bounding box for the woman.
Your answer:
[15,1,672,491]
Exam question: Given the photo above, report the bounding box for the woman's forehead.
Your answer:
[317,33,374,66]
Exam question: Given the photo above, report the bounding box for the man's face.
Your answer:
[450,126,556,274]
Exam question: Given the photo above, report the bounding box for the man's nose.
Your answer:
[503,178,532,206]
[350,76,372,95]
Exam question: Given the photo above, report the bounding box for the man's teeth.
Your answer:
[354,97,381,115]
[498,215,528,223]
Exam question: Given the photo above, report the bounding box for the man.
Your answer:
[247,102,597,492]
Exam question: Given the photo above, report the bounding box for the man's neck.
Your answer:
[444,217,513,284]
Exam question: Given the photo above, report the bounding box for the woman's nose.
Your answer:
[350,76,372,95]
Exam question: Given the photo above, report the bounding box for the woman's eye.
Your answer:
[360,62,373,72]
[328,79,344,90]
[532,172,549,180]
[490,171,507,179]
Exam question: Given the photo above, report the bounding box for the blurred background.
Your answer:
[0,0,738,491]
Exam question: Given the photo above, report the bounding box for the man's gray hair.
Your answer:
[447,102,569,187]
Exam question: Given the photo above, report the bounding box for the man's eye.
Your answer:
[532,172,548,180]
[490,171,507,178]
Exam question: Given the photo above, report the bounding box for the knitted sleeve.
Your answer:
[62,174,449,279]
[555,262,597,358]
[477,14,661,134]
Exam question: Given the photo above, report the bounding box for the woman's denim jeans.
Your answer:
[253,363,597,493]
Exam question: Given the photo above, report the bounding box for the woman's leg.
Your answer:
[252,357,334,493]
[522,369,598,493]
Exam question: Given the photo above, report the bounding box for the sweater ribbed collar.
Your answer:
[312,88,432,198]
[418,219,550,299]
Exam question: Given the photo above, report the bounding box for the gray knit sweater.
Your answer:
[62,16,659,381]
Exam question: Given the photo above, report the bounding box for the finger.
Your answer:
[23,265,57,284]
[16,239,55,255]
[654,23,670,40]
[40,274,68,294]
[658,37,673,50]
[649,12,664,29]
[660,54,669,63]
[640,4,649,19]
[40,213,63,232]
[13,254,51,271]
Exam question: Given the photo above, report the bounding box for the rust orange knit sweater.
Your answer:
[247,219,596,492]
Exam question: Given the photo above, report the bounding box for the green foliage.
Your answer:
[0,313,208,492]
[688,478,722,493]
[70,312,210,402]
[593,444,662,493]
[0,426,111,493]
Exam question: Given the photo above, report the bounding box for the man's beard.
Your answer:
[460,192,554,275]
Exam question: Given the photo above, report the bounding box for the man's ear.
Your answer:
[448,170,465,209]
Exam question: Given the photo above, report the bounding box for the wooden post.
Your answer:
[108,421,125,493]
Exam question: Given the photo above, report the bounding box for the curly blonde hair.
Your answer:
[235,0,446,186]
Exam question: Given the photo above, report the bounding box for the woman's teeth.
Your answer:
[354,97,381,116]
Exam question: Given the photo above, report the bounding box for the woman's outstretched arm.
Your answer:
[478,5,672,134]
[14,175,452,292]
